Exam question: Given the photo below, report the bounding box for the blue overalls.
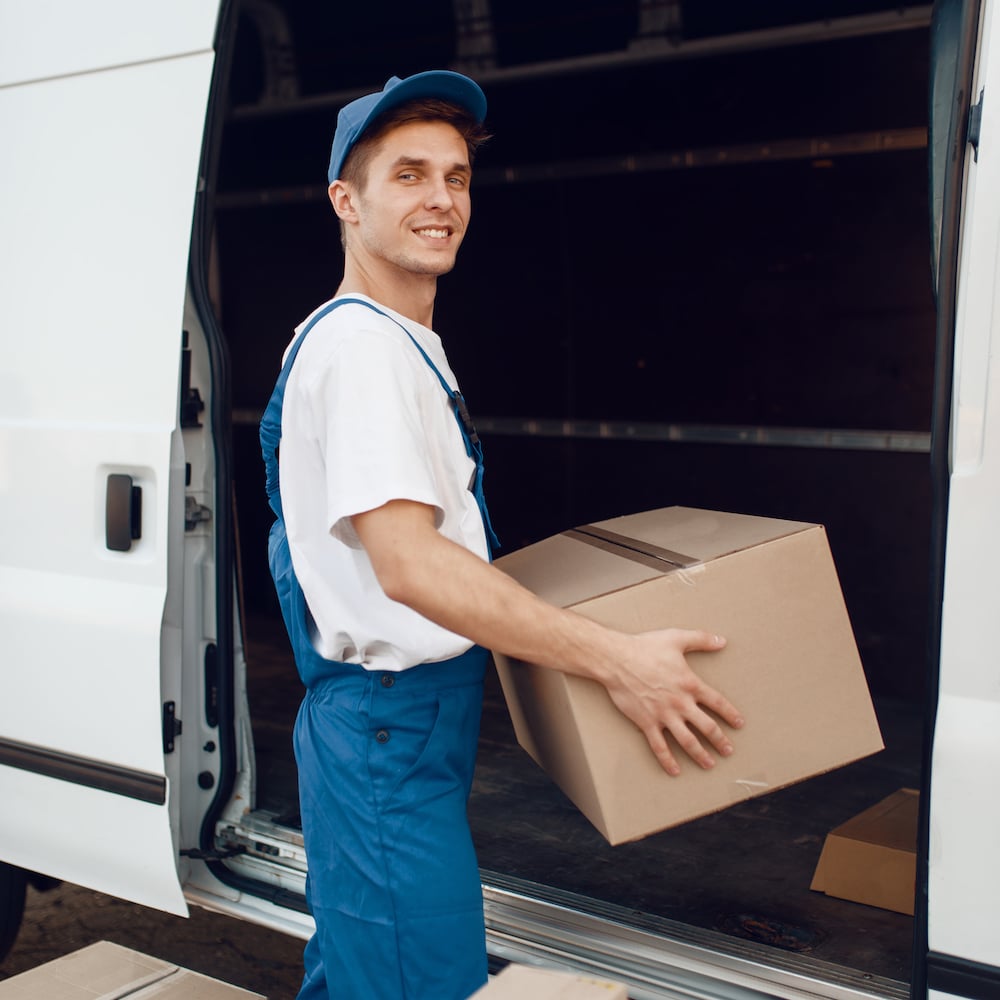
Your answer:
[260,297,499,1000]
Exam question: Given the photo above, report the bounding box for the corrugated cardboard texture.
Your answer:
[496,508,815,610]
[810,788,918,915]
[0,940,266,999]
[470,964,628,999]
[494,507,884,844]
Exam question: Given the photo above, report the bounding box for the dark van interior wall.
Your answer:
[216,1,935,702]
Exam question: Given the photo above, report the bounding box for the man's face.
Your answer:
[348,120,472,277]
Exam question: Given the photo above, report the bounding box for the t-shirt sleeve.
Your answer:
[303,327,448,547]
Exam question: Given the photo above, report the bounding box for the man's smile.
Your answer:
[413,226,453,239]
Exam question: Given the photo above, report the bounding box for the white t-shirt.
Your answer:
[278,294,489,671]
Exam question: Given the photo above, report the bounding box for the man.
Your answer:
[261,70,744,1000]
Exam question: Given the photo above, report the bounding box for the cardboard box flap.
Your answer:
[496,530,667,609]
[564,525,700,571]
[132,969,266,998]
[0,941,266,999]
[0,941,173,999]
[591,507,816,563]
[497,507,817,610]
[822,787,919,851]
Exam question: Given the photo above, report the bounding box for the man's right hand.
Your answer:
[601,629,744,776]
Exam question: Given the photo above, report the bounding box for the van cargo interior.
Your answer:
[211,2,933,993]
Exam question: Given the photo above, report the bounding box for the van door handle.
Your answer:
[106,474,142,551]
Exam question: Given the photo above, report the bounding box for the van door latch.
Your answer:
[969,88,985,161]
[106,474,142,551]
[163,701,182,754]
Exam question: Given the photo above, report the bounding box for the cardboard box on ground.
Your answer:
[492,507,885,846]
[0,941,265,999]
[811,787,919,915]
[471,963,628,998]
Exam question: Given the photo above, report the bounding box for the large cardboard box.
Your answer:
[0,940,266,999]
[810,787,919,915]
[493,507,884,845]
[470,964,628,999]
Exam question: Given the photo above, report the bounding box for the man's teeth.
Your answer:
[416,228,449,238]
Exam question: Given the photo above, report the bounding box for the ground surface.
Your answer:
[0,881,306,998]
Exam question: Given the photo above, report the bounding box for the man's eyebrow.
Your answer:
[391,155,471,174]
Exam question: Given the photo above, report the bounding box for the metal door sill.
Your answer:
[482,872,908,1000]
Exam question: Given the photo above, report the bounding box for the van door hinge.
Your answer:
[969,88,985,161]
[162,701,182,754]
[185,495,212,530]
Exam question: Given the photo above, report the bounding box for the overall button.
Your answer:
[380,673,395,688]
[375,729,390,744]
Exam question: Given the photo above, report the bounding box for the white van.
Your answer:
[1,2,997,998]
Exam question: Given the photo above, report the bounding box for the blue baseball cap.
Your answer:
[327,70,487,184]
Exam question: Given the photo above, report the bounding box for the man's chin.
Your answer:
[403,255,457,277]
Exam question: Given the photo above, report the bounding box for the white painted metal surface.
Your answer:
[0,2,217,915]
[0,0,219,87]
[930,0,1000,972]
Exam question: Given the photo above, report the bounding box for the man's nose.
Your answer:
[424,176,454,210]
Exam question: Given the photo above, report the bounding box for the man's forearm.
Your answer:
[352,498,742,774]
[356,499,622,683]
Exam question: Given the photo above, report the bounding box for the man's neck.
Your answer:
[338,260,438,329]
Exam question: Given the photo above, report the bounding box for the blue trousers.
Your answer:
[293,647,489,1000]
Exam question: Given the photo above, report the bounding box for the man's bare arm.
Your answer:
[351,499,745,776]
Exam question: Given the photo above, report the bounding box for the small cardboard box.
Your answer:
[470,964,628,998]
[810,787,919,915]
[492,506,884,845]
[0,940,266,999]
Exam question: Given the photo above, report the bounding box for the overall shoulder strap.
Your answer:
[259,296,499,551]
[260,297,356,515]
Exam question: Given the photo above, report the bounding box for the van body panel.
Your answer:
[0,0,220,88]
[0,764,186,917]
[0,6,217,916]
[929,0,1000,973]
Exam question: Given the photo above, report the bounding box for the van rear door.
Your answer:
[926,0,1000,995]
[0,0,220,915]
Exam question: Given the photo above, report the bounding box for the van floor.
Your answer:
[245,615,918,986]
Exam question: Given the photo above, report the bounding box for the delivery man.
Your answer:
[260,69,744,1000]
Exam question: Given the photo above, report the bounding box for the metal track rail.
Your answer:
[482,873,909,1000]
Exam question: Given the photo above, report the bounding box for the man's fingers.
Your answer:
[659,696,741,770]
[672,631,745,731]
[665,719,715,770]
[687,707,736,758]
[644,726,681,777]
[680,629,727,653]
[695,682,745,731]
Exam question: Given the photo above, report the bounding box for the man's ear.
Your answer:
[329,180,358,224]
